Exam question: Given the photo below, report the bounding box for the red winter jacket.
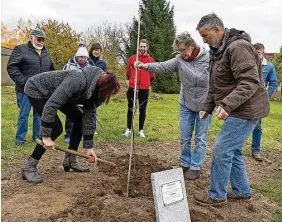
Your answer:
[126,53,155,89]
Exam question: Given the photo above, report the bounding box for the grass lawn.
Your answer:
[1,85,282,220]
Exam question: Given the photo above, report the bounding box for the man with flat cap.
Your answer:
[7,28,55,145]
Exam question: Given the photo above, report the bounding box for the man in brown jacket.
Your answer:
[193,13,269,206]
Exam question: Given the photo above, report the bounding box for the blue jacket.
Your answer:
[89,57,107,71]
[262,58,278,98]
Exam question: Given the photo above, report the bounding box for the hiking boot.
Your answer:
[227,192,252,201]
[22,156,43,183]
[123,128,131,137]
[252,152,262,162]
[184,169,201,180]
[63,154,90,172]
[138,130,146,138]
[194,193,227,207]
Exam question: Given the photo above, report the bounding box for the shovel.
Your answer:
[35,139,116,167]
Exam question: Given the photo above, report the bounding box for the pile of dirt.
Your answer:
[100,154,169,197]
[1,142,280,222]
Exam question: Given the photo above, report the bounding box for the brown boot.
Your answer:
[63,154,90,172]
[194,193,227,207]
[252,152,262,162]
[22,156,43,183]
[184,169,201,180]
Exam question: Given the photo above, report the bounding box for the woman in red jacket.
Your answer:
[123,39,155,138]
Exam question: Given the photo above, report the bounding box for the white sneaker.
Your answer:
[94,131,98,135]
[123,128,131,137]
[139,130,146,138]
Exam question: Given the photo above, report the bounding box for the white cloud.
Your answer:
[1,0,282,52]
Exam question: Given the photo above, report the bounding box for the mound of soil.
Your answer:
[100,154,169,197]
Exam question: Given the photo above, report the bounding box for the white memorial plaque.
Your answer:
[151,168,191,222]
[161,180,184,206]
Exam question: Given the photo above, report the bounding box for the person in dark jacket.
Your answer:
[22,66,120,183]
[193,13,269,206]
[123,39,155,138]
[89,43,107,71]
[250,43,278,161]
[7,29,54,145]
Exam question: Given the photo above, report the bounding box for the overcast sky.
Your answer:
[2,0,282,52]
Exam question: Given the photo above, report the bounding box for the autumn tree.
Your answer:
[1,20,30,49]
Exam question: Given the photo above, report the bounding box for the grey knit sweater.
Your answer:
[24,66,103,148]
[147,47,210,112]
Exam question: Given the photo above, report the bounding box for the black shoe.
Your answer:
[63,154,89,172]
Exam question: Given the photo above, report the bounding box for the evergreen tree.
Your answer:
[126,0,179,93]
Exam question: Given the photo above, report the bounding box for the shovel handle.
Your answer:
[35,139,116,167]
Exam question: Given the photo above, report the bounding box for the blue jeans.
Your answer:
[180,104,211,170]
[16,92,40,144]
[251,119,262,153]
[209,117,259,200]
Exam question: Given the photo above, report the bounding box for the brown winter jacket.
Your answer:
[203,28,269,120]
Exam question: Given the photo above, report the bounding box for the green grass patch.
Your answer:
[253,172,282,222]
[274,209,282,222]
[253,173,282,207]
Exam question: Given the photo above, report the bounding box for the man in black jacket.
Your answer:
[7,29,54,145]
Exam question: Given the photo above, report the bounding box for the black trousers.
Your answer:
[126,88,149,131]
[65,106,96,138]
[28,97,84,160]
[64,117,73,138]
